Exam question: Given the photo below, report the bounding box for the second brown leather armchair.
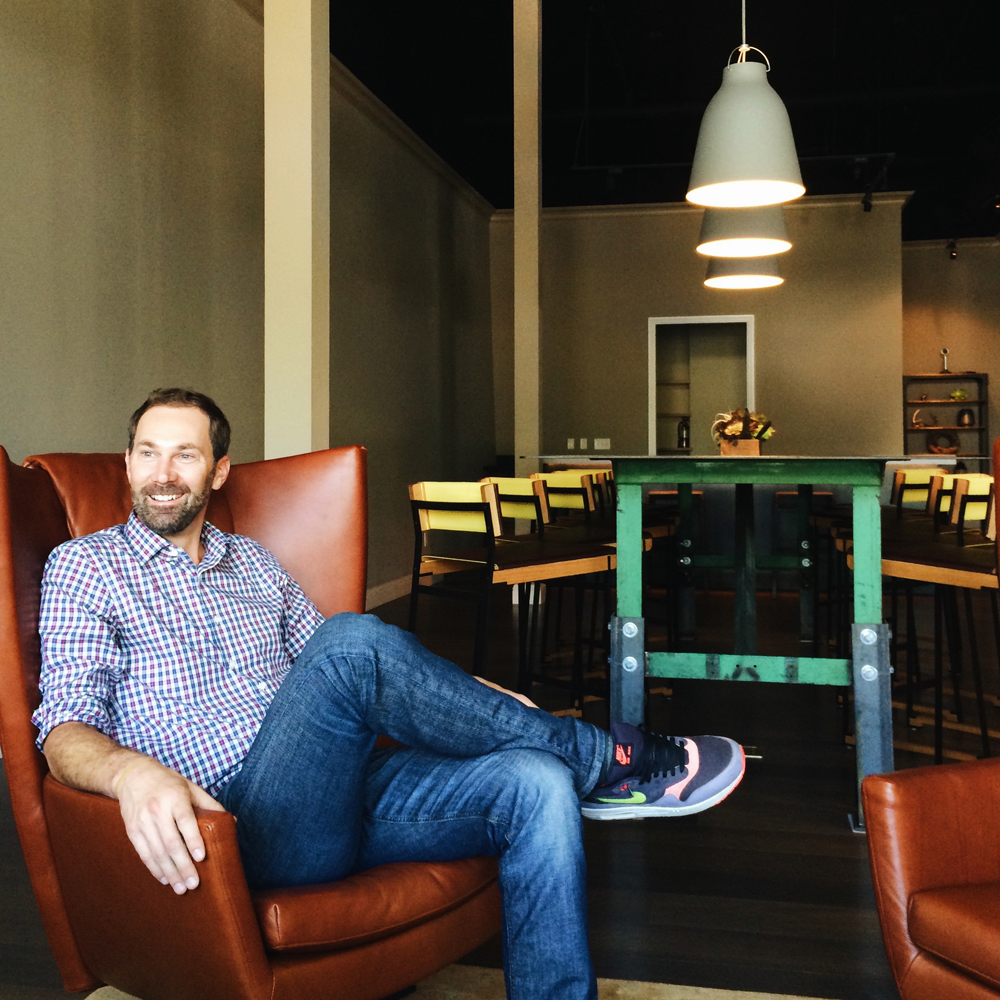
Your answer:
[863,759,1000,999]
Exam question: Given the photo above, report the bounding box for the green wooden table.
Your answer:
[606,455,895,825]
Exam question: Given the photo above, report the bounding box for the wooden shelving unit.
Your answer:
[902,372,990,471]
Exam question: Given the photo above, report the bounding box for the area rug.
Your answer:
[413,965,833,1000]
[87,964,836,1000]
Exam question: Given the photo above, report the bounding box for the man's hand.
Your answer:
[112,756,225,894]
[43,721,225,895]
[474,675,538,709]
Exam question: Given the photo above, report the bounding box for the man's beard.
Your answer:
[131,470,215,537]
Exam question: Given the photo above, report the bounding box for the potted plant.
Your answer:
[711,408,775,456]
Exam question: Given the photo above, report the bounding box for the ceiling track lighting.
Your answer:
[704,255,784,290]
[686,0,804,209]
[697,206,791,258]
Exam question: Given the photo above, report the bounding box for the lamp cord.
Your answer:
[729,0,770,70]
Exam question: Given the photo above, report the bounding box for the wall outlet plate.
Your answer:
[567,438,575,450]
[579,438,588,450]
[594,438,611,450]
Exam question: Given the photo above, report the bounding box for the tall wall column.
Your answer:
[513,0,541,475]
[264,0,330,458]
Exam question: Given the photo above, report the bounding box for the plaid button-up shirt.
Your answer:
[33,513,324,796]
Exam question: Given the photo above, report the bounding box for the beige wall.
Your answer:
[492,193,906,458]
[0,0,265,464]
[328,65,496,596]
[0,1,497,598]
[902,239,1000,449]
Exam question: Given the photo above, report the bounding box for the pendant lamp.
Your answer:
[704,255,783,289]
[696,206,791,258]
[686,3,804,208]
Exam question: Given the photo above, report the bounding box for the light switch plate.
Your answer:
[579,438,588,450]
[594,438,611,450]
[567,438,575,450]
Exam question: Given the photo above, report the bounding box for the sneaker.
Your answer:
[581,725,745,820]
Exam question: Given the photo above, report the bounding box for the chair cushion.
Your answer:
[252,856,498,954]
[909,882,1000,990]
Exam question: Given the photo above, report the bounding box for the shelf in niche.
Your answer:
[906,425,984,431]
[906,399,984,405]
[657,381,691,387]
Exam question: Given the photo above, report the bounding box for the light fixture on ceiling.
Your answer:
[947,239,958,260]
[704,255,784,289]
[686,1,804,209]
[696,206,791,258]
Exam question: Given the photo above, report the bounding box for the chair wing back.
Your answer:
[21,448,367,615]
[0,449,96,991]
[23,452,236,535]
[223,447,368,617]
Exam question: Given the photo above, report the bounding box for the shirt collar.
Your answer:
[124,511,229,567]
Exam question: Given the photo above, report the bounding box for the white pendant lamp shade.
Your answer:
[697,206,791,258]
[704,255,784,289]
[687,61,804,208]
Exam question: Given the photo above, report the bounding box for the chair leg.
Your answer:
[962,587,991,757]
[528,581,542,684]
[572,581,586,709]
[587,573,600,671]
[935,586,944,764]
[472,573,493,675]
[942,586,965,723]
[407,568,421,634]
[516,582,531,694]
[990,590,1000,703]
[904,582,920,722]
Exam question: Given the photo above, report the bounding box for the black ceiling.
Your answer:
[330,1,1000,241]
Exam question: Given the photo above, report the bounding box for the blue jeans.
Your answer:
[218,612,612,1000]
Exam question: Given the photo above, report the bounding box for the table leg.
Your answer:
[677,483,696,644]
[797,484,816,652]
[850,484,893,829]
[734,482,757,655]
[611,483,645,725]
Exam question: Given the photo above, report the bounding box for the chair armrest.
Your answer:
[862,759,1000,988]
[43,776,272,1000]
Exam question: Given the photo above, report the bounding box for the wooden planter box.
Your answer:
[720,438,761,457]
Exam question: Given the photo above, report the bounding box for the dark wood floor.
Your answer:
[3,581,997,999]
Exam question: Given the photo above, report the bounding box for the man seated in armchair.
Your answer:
[33,388,745,1000]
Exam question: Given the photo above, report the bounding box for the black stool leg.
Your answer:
[942,586,965,723]
[990,590,1000,703]
[935,586,944,764]
[572,580,585,709]
[905,582,920,722]
[963,587,991,757]
[516,582,530,693]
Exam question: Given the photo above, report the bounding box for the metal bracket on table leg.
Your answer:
[609,616,645,726]
[848,622,894,833]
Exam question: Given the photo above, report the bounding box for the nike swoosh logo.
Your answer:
[595,791,646,804]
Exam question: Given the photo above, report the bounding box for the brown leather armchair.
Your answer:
[862,760,1000,999]
[0,447,500,1000]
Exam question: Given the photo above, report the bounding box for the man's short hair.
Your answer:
[127,388,231,463]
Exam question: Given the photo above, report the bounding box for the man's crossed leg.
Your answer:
[218,613,744,1000]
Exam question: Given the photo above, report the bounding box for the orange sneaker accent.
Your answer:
[615,743,632,766]
[661,739,698,800]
